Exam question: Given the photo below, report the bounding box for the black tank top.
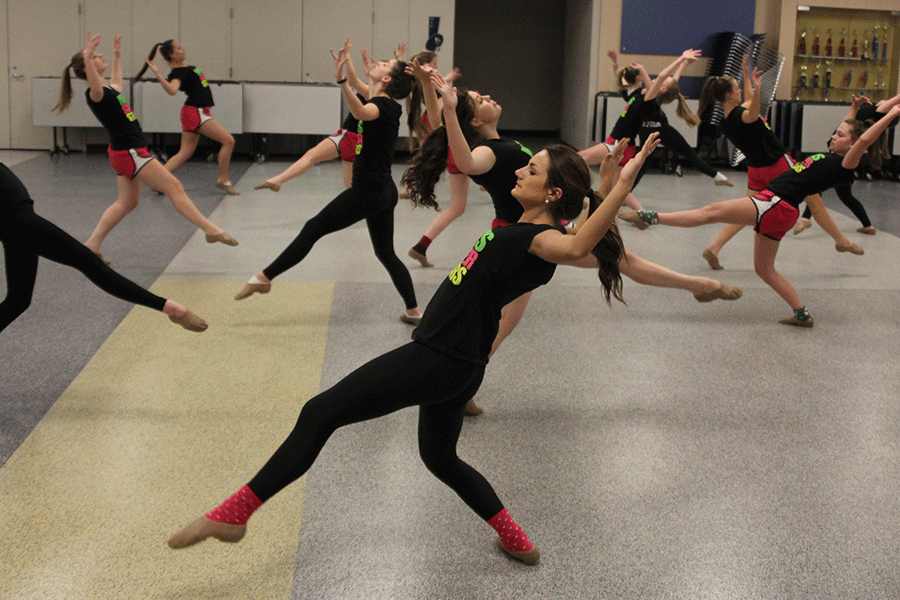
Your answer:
[722,106,787,168]
[468,138,534,224]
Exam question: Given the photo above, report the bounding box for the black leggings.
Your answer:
[800,181,871,227]
[0,204,167,332]
[247,342,506,521]
[262,180,417,310]
[634,124,717,188]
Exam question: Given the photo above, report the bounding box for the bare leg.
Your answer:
[423,173,470,241]
[702,187,758,269]
[84,175,141,252]
[266,139,340,187]
[341,160,353,189]
[163,132,200,174]
[803,194,863,254]
[753,233,803,309]
[138,159,230,238]
[578,143,609,166]
[198,118,236,185]
[657,197,758,228]
[618,249,741,301]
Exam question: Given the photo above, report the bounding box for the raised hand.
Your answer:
[406,58,434,81]
[113,35,122,57]
[331,47,348,81]
[599,138,628,180]
[429,71,456,109]
[622,133,659,182]
[681,49,702,63]
[607,49,618,63]
[394,42,407,61]
[84,32,101,56]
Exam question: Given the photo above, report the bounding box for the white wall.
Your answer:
[2,0,454,150]
[561,0,599,149]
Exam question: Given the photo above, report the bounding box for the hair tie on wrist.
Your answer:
[336,78,347,84]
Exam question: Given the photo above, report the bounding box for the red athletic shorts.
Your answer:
[605,135,638,166]
[328,128,362,162]
[180,106,213,133]
[747,154,794,192]
[108,146,154,180]
[751,190,799,241]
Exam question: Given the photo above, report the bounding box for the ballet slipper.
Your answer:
[168,516,246,549]
[216,182,240,195]
[693,283,742,303]
[400,313,422,326]
[778,316,814,328]
[617,209,648,230]
[205,231,239,246]
[835,242,864,255]
[701,249,723,270]
[253,181,281,192]
[464,398,483,416]
[168,310,208,332]
[408,248,434,268]
[792,219,811,235]
[234,282,271,300]
[857,226,876,235]
[495,537,540,565]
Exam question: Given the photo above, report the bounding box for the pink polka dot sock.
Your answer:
[487,508,534,552]
[205,485,263,525]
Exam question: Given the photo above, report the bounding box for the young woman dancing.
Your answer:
[577,49,649,211]
[698,55,864,270]
[168,134,659,567]
[620,105,900,327]
[55,34,237,263]
[254,37,407,193]
[630,50,733,194]
[0,162,206,333]
[135,39,239,194]
[793,92,900,237]
[406,75,740,414]
[234,45,423,325]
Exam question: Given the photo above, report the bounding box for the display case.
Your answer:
[790,7,898,103]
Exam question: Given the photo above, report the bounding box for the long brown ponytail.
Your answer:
[131,40,174,84]
[53,52,87,113]
[657,80,700,127]
[698,75,735,115]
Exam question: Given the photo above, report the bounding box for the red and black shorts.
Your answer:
[751,190,799,241]
[180,106,213,133]
[108,146,154,180]
[604,136,638,166]
[747,154,794,192]
[328,128,362,163]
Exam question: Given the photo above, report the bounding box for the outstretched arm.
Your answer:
[408,59,441,130]
[109,35,123,91]
[333,47,379,121]
[432,72,496,175]
[340,37,370,98]
[643,49,701,101]
[529,133,661,264]
[83,33,105,102]
[843,105,900,169]
[742,57,762,123]
[607,49,619,79]
[844,93,870,121]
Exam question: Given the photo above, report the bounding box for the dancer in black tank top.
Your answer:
[55,33,237,264]
[136,39,239,194]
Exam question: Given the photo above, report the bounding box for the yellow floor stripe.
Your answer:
[0,280,333,600]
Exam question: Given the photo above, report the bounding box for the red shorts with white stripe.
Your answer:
[746,154,794,192]
[107,146,154,180]
[751,190,799,241]
[604,136,638,166]
[180,106,213,133]
[328,128,362,162]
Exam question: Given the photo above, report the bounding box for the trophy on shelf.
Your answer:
[862,32,870,61]
[838,29,846,57]
[812,63,820,89]
[842,68,853,88]
[858,69,868,89]
[883,22,890,61]
[851,31,858,58]
[795,65,808,99]
[825,29,833,57]
[812,28,820,56]
[824,59,833,99]
[872,24,879,60]
[797,28,807,55]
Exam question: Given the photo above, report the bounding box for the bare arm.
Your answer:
[844,94,869,121]
[333,48,379,121]
[83,33,105,102]
[408,60,442,130]
[145,59,180,95]
[742,61,762,123]
[109,35,123,91]
[341,37,369,98]
[432,72,496,175]
[842,105,900,169]
[529,133,660,264]
[643,49,700,102]
[607,49,619,78]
